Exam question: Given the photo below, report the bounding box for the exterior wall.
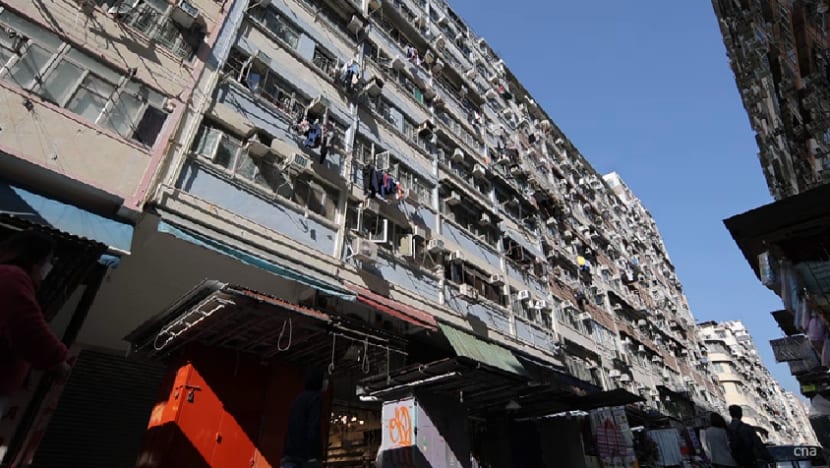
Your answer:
[712,0,830,199]
[0,1,223,213]
[699,320,810,444]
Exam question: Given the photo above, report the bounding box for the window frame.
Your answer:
[0,11,169,147]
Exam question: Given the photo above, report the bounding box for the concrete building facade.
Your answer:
[0,0,737,465]
[698,320,818,445]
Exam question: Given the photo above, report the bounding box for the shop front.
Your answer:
[0,181,134,467]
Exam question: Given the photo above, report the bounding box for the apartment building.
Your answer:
[782,390,822,445]
[698,320,817,444]
[715,0,830,440]
[1,0,725,465]
[0,0,226,465]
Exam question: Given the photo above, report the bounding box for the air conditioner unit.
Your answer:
[545,217,557,227]
[446,191,462,205]
[390,56,405,71]
[432,58,444,74]
[405,189,421,206]
[637,319,647,327]
[472,163,486,179]
[286,153,313,174]
[532,300,547,310]
[347,14,364,33]
[433,35,446,50]
[352,238,378,264]
[410,225,428,239]
[171,0,199,28]
[364,76,383,97]
[464,68,476,79]
[637,344,645,353]
[497,154,511,165]
[307,95,329,115]
[619,374,631,383]
[451,148,464,162]
[651,355,661,363]
[449,250,464,263]
[427,239,445,254]
[517,290,531,301]
[489,274,504,286]
[609,369,621,378]
[478,213,491,226]
[577,312,591,322]
[459,284,479,301]
[399,235,415,258]
[484,88,497,100]
[417,120,435,137]
[244,138,270,157]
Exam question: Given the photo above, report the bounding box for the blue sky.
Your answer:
[448,1,796,393]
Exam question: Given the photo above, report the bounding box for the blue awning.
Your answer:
[0,182,134,254]
[157,220,356,301]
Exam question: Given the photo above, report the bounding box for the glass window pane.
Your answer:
[0,46,14,69]
[66,88,108,122]
[40,59,83,105]
[104,92,142,137]
[84,75,115,97]
[0,10,62,50]
[133,106,166,145]
[254,157,288,194]
[9,43,53,89]
[65,49,121,84]
[214,135,239,168]
[193,126,220,156]
[235,153,258,181]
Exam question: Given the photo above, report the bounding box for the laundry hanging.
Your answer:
[303,121,323,148]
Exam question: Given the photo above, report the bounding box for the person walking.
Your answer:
[281,368,328,468]
[727,405,773,468]
[700,412,737,468]
[0,231,71,416]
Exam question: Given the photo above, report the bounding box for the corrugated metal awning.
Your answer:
[438,323,527,376]
[344,282,438,331]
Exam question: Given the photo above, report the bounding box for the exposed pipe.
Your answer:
[368,371,460,396]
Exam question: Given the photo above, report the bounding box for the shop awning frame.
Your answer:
[344,282,438,331]
[125,281,407,373]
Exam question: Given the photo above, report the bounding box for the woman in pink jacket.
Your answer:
[0,231,71,416]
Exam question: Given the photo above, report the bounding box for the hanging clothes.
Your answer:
[303,122,322,148]
[363,164,378,197]
[318,134,330,164]
[647,429,683,467]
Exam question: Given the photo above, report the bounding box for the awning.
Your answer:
[438,323,527,376]
[0,182,133,254]
[125,280,407,369]
[157,220,356,301]
[344,282,438,331]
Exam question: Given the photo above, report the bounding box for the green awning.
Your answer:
[438,323,527,376]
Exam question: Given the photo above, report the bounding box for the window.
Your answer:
[191,123,339,221]
[312,46,336,76]
[0,11,169,146]
[444,260,507,307]
[441,196,499,247]
[113,0,204,59]
[223,48,309,119]
[249,5,301,49]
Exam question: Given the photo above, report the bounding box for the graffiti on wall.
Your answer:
[388,405,413,448]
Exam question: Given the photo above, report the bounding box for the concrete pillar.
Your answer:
[377,393,471,468]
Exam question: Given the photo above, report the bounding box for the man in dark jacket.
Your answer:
[727,405,772,468]
[282,368,327,468]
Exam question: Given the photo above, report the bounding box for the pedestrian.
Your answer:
[727,405,772,468]
[282,367,327,468]
[0,230,72,416]
[700,412,737,468]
